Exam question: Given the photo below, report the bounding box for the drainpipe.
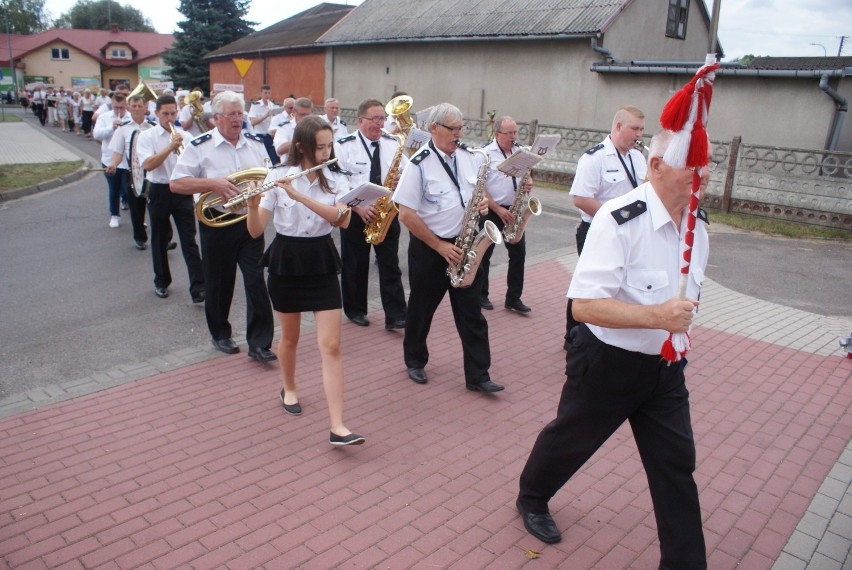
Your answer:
[590,37,614,61]
[819,73,847,151]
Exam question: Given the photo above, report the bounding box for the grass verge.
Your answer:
[0,161,84,193]
[705,210,851,240]
[0,113,23,123]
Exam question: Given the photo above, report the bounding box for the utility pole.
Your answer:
[708,0,722,58]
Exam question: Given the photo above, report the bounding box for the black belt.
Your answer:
[149,182,170,188]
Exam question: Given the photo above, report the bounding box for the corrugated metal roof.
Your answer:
[205,3,354,59]
[317,0,627,45]
[748,56,852,71]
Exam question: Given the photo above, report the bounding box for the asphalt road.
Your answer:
[1,114,850,401]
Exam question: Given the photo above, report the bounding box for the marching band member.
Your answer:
[107,93,154,249]
[93,92,131,228]
[478,116,535,314]
[391,102,504,394]
[248,84,280,164]
[273,97,313,164]
[170,91,276,362]
[320,98,349,140]
[334,99,407,329]
[246,115,364,446]
[135,94,205,302]
[269,97,295,138]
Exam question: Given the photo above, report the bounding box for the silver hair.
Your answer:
[648,130,674,163]
[324,97,339,106]
[212,91,244,114]
[428,103,462,128]
[494,116,515,133]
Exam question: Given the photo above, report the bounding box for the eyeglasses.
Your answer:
[219,112,245,121]
[688,162,719,173]
[496,130,518,136]
[439,123,464,134]
[360,115,386,123]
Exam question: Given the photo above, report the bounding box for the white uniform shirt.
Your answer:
[260,165,350,237]
[570,135,647,223]
[170,128,268,183]
[269,112,291,137]
[392,143,485,238]
[249,100,279,136]
[178,104,203,137]
[484,139,520,206]
[109,118,152,169]
[136,124,192,184]
[320,114,349,140]
[334,131,409,188]
[272,119,296,163]
[567,181,708,355]
[93,110,132,165]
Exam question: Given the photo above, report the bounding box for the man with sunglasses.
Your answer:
[170,91,276,362]
[392,102,504,394]
[335,99,408,330]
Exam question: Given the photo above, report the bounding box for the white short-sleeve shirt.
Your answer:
[136,124,192,184]
[170,128,268,182]
[260,165,350,237]
[334,131,409,188]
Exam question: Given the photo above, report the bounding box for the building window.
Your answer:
[51,48,70,60]
[110,48,127,58]
[666,0,689,40]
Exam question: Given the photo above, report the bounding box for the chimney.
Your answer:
[111,23,118,33]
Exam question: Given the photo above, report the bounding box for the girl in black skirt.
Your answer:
[247,115,364,447]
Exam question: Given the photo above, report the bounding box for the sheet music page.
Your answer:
[405,128,431,153]
[497,149,542,177]
[531,133,562,157]
[414,106,436,130]
[337,182,391,209]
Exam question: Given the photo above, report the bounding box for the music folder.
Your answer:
[337,182,391,209]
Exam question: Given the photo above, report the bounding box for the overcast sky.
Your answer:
[40,0,851,61]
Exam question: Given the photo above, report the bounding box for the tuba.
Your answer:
[447,142,503,288]
[501,142,542,244]
[195,160,337,228]
[363,95,413,245]
[186,90,211,133]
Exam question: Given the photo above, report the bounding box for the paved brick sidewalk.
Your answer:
[1,255,850,569]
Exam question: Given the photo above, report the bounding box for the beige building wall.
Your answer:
[21,40,101,89]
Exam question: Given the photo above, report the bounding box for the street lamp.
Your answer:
[810,43,827,57]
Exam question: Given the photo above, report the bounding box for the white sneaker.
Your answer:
[109,216,120,228]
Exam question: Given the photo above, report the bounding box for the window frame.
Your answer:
[51,48,70,60]
[666,0,690,40]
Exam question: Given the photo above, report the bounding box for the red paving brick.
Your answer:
[0,259,850,568]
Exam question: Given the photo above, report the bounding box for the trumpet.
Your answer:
[635,138,649,153]
[168,124,184,155]
[195,159,338,228]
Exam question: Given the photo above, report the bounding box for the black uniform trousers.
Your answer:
[404,235,491,386]
[198,219,274,349]
[147,183,204,296]
[478,209,526,303]
[119,168,147,244]
[575,220,591,256]
[519,324,706,569]
[340,214,406,324]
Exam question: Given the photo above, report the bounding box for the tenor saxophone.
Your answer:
[502,143,542,244]
[447,142,503,288]
[364,134,404,245]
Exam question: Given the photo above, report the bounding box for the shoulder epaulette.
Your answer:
[380,132,397,141]
[339,120,346,126]
[337,134,356,144]
[146,118,157,126]
[585,143,604,155]
[279,119,291,125]
[190,133,212,146]
[610,200,647,225]
[410,148,430,165]
[244,132,264,143]
[328,162,352,176]
[697,207,709,225]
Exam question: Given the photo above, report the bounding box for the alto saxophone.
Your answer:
[447,142,503,288]
[364,134,404,245]
[502,143,542,244]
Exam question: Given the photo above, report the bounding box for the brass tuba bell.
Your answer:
[385,95,413,138]
[128,80,158,103]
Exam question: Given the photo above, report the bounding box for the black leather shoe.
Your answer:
[480,296,494,310]
[348,314,369,327]
[134,240,147,250]
[407,367,428,384]
[248,346,277,362]
[213,338,239,354]
[385,319,406,330]
[466,380,505,393]
[154,287,168,299]
[167,241,178,251]
[505,299,531,313]
[279,389,301,416]
[330,432,365,446]
[191,291,205,304]
[516,499,561,544]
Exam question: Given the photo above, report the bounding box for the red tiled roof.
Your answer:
[4,28,174,67]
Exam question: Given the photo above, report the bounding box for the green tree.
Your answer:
[2,0,50,34]
[163,0,255,91]
[52,0,155,32]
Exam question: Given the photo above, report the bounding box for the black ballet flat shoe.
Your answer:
[279,389,302,416]
[330,432,365,446]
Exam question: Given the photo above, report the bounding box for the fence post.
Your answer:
[528,119,538,146]
[722,136,741,213]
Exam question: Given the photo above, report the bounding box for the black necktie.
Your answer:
[369,141,381,185]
